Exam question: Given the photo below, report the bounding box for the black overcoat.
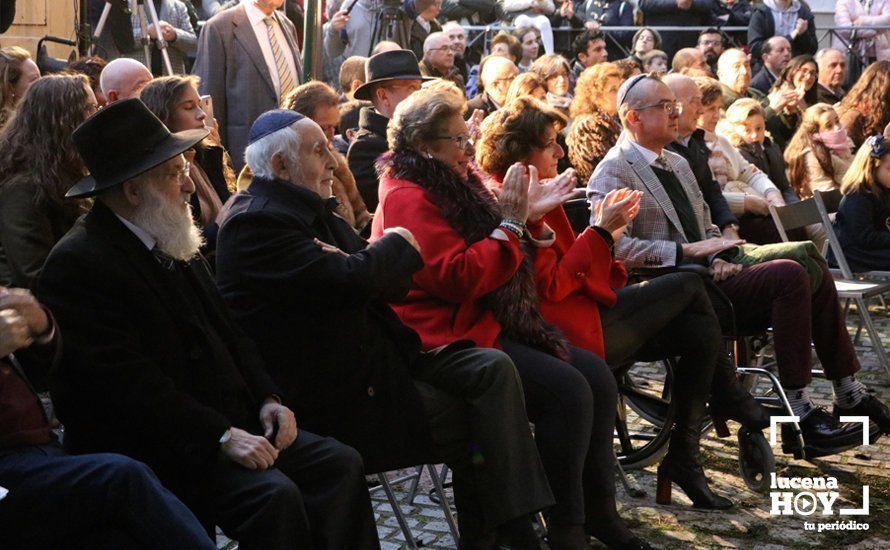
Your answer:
[215,177,435,474]
[37,201,279,508]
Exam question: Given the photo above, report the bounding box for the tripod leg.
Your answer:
[90,3,113,57]
[141,0,175,75]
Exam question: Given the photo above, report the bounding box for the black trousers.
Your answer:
[208,430,379,550]
[411,346,555,537]
[600,271,720,429]
[499,338,617,528]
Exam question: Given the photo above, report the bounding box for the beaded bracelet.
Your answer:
[498,221,525,240]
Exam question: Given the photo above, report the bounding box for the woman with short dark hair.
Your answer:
[0,74,96,288]
[479,97,771,524]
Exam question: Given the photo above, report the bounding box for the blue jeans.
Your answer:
[0,443,215,549]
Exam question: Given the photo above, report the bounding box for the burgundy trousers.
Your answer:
[714,259,860,387]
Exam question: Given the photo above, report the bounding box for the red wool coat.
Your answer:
[371,176,524,350]
[535,206,628,357]
[373,172,628,358]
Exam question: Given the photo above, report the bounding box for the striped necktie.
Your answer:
[263,16,296,100]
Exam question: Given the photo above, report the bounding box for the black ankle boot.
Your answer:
[547,524,590,550]
[585,497,652,549]
[709,355,771,433]
[498,515,542,550]
[656,426,733,510]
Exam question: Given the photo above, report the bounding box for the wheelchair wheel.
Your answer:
[737,427,775,494]
[614,359,677,470]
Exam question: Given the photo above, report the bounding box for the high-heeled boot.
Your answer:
[656,423,733,509]
[708,352,772,435]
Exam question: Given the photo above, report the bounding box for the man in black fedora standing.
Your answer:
[347,49,432,211]
[36,99,380,550]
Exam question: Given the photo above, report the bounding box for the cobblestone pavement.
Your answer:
[218,300,890,549]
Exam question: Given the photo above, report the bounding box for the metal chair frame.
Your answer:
[369,464,460,548]
[769,192,890,379]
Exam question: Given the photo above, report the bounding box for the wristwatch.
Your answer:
[725,223,740,232]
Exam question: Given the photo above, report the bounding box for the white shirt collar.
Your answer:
[242,0,275,26]
[630,140,661,166]
[677,134,692,147]
[114,213,157,251]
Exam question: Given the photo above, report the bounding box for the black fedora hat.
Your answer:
[67,98,210,198]
[352,49,434,101]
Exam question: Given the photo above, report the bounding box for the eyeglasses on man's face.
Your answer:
[635,100,683,116]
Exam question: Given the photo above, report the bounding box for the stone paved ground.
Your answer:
[218,300,890,549]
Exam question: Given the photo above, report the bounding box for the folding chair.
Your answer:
[370,464,460,548]
[816,189,890,281]
[769,195,890,379]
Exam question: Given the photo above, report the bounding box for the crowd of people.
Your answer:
[2,0,890,548]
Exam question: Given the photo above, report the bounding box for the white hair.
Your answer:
[131,175,204,260]
[815,48,844,66]
[424,32,448,54]
[100,58,152,97]
[244,123,303,180]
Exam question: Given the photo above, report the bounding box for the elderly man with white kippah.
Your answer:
[215,109,555,548]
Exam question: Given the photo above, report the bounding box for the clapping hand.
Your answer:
[593,188,643,242]
[466,109,485,143]
[527,167,583,222]
[499,163,530,223]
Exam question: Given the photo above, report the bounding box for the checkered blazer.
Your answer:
[585,135,721,269]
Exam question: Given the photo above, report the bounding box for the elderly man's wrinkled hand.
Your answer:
[0,309,31,357]
[260,401,298,451]
[220,427,280,470]
[0,288,49,337]
[709,258,743,282]
[383,227,421,254]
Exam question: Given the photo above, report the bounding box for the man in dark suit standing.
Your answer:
[639,0,716,59]
[193,0,303,171]
[216,110,554,546]
[37,100,379,549]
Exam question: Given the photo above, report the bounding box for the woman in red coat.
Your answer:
[371,89,648,549]
[476,98,773,514]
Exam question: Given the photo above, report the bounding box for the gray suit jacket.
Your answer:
[192,5,302,171]
[586,135,721,269]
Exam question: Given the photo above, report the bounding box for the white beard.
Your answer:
[132,182,204,260]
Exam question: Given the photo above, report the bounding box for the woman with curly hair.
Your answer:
[566,62,623,181]
[140,75,236,256]
[0,74,97,288]
[0,46,40,129]
[837,60,890,148]
[479,96,768,530]
[785,103,855,198]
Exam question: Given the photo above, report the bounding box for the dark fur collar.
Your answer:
[378,149,569,359]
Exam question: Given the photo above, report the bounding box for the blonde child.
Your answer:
[833,135,890,272]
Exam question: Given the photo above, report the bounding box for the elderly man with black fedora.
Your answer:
[346,49,432,210]
[215,109,554,548]
[36,99,380,550]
